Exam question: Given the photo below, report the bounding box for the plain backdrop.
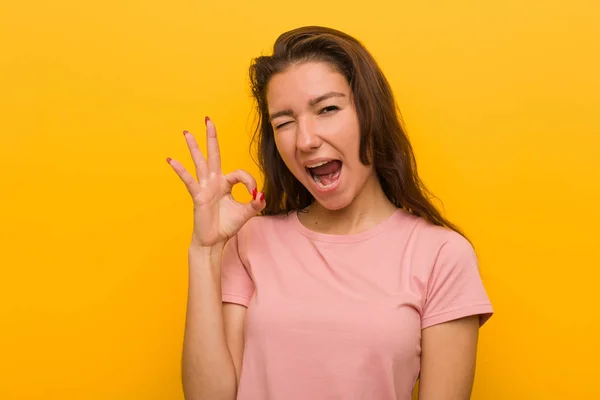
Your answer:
[1,0,599,399]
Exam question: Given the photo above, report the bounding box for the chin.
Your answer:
[311,191,355,211]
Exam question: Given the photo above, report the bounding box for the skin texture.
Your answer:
[267,62,399,235]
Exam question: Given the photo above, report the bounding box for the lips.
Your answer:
[305,160,343,190]
[306,160,342,176]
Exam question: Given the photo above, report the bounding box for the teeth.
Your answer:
[313,174,334,187]
[306,160,330,168]
[312,171,340,188]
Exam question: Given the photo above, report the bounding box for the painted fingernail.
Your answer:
[166,157,172,164]
[205,116,210,125]
[183,130,188,135]
[252,187,257,200]
[259,192,265,202]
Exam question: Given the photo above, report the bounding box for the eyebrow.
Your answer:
[309,91,346,106]
[269,91,346,121]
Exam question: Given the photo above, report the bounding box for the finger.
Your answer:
[224,169,266,213]
[205,117,222,175]
[247,191,266,214]
[167,158,201,198]
[224,169,257,194]
[183,130,209,182]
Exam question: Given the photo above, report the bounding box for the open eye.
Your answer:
[320,105,340,114]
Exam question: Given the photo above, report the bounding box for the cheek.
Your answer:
[274,137,300,172]
[339,127,371,182]
[336,122,361,158]
[336,112,360,147]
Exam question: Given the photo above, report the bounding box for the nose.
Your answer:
[295,116,322,152]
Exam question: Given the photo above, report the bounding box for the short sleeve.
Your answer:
[221,233,255,307]
[421,233,493,329]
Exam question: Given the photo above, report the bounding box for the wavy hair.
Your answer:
[249,26,465,236]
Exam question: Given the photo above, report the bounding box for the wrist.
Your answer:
[188,241,226,258]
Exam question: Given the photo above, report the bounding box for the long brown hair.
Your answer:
[249,26,465,236]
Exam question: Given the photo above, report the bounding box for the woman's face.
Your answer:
[266,61,376,211]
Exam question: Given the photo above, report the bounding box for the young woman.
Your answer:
[168,26,493,400]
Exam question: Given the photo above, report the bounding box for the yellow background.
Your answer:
[1,0,599,399]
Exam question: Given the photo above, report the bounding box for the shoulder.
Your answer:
[397,212,477,275]
[403,212,473,254]
[235,213,294,243]
[229,213,296,264]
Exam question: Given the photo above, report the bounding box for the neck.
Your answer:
[300,172,398,235]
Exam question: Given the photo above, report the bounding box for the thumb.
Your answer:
[222,170,266,220]
[244,188,266,219]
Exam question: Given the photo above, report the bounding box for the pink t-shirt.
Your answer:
[221,208,493,400]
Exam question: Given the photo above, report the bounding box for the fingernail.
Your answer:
[183,130,188,135]
[166,157,172,164]
[259,192,265,202]
[252,187,257,200]
[205,116,210,125]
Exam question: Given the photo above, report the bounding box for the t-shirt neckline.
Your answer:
[290,208,406,243]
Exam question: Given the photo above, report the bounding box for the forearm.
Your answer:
[181,243,237,400]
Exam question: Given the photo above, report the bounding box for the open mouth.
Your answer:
[306,160,342,190]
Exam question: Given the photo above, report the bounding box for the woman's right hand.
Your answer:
[167,117,265,248]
